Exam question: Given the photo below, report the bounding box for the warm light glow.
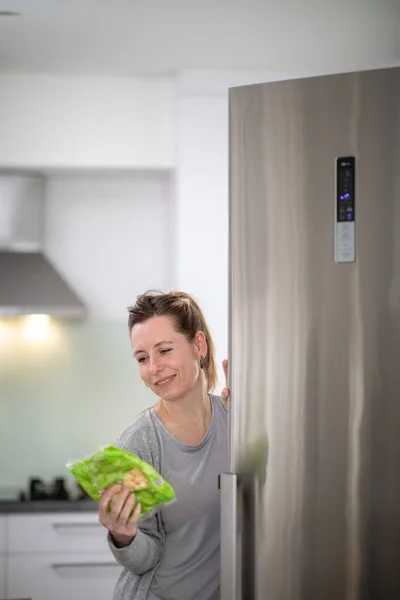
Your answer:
[0,321,9,342]
[0,315,60,349]
[25,314,51,327]
[22,314,54,342]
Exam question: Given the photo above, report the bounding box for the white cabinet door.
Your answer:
[8,513,108,553]
[0,555,6,600]
[0,517,6,554]
[7,552,121,600]
[0,517,6,600]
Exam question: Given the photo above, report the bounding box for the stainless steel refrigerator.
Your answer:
[221,66,400,600]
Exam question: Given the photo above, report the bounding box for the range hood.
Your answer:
[0,173,87,318]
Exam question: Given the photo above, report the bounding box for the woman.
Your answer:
[99,290,229,600]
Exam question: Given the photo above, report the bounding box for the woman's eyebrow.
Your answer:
[133,340,173,356]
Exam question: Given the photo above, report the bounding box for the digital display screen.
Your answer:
[336,156,355,222]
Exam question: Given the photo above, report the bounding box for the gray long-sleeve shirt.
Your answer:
[107,394,227,600]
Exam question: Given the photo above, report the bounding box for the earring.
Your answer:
[199,357,205,369]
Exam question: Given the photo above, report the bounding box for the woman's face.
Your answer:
[130,315,206,400]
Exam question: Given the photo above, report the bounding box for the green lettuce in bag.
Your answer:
[67,445,176,517]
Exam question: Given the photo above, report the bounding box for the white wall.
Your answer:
[0,75,175,169]
[44,171,174,319]
[175,94,229,391]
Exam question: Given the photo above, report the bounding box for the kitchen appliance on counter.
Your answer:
[0,477,96,513]
[28,476,70,501]
[222,66,400,599]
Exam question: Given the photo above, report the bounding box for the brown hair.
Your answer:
[127,290,218,392]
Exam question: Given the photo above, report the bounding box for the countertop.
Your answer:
[0,499,98,513]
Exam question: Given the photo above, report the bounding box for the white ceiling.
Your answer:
[0,0,399,76]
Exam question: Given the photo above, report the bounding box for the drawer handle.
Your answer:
[52,561,118,569]
[52,522,101,529]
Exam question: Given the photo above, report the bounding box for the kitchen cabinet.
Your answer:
[0,557,5,600]
[0,517,6,600]
[2,512,121,600]
[0,515,6,554]
[0,556,5,600]
[7,553,121,600]
[8,513,110,554]
[0,75,174,170]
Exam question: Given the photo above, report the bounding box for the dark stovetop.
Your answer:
[0,499,97,514]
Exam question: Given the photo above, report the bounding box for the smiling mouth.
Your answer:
[155,375,176,387]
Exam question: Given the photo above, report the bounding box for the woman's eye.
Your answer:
[137,356,147,363]
[160,348,172,355]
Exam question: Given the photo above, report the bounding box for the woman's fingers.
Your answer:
[118,492,138,527]
[98,484,122,525]
[110,486,132,519]
[99,484,121,509]
[98,484,142,546]
[221,359,230,406]
[222,359,228,382]
[126,501,142,534]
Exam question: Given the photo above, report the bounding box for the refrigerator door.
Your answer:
[226,67,400,600]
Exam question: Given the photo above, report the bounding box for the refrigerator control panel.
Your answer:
[335,156,355,263]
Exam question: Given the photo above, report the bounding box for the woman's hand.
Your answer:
[98,484,141,548]
[221,359,230,408]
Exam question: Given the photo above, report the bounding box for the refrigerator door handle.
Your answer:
[240,472,259,600]
[221,472,259,600]
[220,472,238,600]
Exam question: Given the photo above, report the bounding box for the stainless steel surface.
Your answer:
[239,473,259,600]
[0,173,86,318]
[0,173,45,251]
[228,66,400,600]
[220,473,238,600]
[0,252,87,317]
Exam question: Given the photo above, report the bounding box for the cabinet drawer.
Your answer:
[7,552,121,600]
[0,517,6,554]
[8,514,109,554]
[0,556,6,600]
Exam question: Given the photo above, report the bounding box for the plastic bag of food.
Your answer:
[67,445,176,517]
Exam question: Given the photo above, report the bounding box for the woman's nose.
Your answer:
[149,357,161,375]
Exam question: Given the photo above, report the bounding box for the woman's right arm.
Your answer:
[99,484,163,574]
